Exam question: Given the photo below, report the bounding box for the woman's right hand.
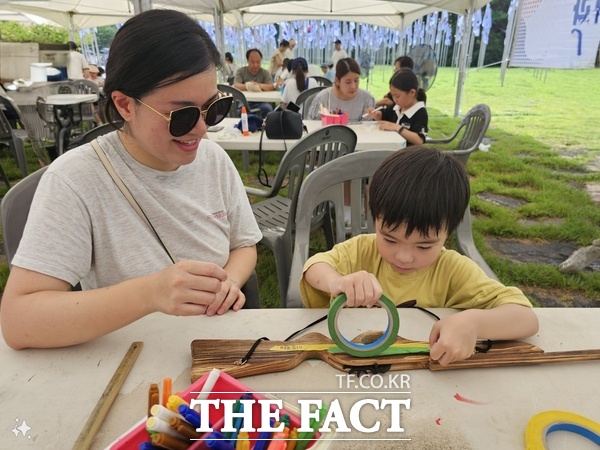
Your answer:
[150,260,228,316]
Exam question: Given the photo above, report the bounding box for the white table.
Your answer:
[46,93,98,105]
[209,118,406,152]
[1,308,599,449]
[242,90,282,103]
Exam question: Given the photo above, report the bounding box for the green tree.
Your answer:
[96,25,117,50]
[0,22,67,43]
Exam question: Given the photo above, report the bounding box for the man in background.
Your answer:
[234,48,275,117]
[66,41,89,80]
[331,39,348,66]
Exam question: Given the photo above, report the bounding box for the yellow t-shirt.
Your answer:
[299,234,532,310]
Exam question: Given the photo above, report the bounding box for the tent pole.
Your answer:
[454,0,475,117]
[132,0,152,15]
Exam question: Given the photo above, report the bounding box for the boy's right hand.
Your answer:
[328,271,383,308]
[149,260,228,316]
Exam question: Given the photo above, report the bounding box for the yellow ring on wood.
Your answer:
[525,410,600,449]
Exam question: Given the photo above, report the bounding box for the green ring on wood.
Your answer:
[328,293,400,357]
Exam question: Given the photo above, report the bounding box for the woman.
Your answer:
[1,10,262,350]
[307,57,374,122]
[367,68,428,146]
[224,52,237,85]
[281,57,318,109]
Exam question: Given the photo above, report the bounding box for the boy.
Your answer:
[300,146,538,366]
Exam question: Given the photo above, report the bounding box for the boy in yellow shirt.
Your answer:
[300,146,538,365]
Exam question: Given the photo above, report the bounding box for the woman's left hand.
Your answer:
[205,278,245,316]
[378,121,401,132]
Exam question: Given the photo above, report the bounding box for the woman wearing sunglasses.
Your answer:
[1,10,262,350]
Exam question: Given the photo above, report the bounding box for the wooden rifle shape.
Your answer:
[190,331,600,382]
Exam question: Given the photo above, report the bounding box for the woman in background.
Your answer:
[224,52,237,85]
[281,57,318,110]
[307,57,374,122]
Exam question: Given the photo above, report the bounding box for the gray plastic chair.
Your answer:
[1,166,48,264]
[426,103,497,280]
[217,84,261,172]
[309,76,333,87]
[247,124,358,306]
[0,95,31,176]
[295,86,328,119]
[286,149,396,307]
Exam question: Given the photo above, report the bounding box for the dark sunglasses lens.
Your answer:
[204,97,233,126]
[170,107,200,137]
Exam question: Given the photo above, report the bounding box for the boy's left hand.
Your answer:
[428,311,478,366]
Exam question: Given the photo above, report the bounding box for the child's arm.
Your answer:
[304,262,382,307]
[428,304,539,366]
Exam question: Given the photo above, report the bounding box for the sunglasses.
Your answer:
[136,90,233,137]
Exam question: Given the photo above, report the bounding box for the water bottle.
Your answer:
[241,106,249,136]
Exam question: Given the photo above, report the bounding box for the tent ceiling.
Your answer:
[1,0,489,30]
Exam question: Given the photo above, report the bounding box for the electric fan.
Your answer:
[408,44,438,91]
[359,53,373,89]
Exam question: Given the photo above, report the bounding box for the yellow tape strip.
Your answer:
[525,410,600,449]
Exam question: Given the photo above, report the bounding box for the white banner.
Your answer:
[510,0,600,68]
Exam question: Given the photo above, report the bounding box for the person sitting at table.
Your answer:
[299,146,539,366]
[223,52,238,85]
[281,57,318,110]
[375,55,414,108]
[366,69,427,146]
[274,58,291,89]
[0,9,262,350]
[88,64,105,87]
[307,57,375,122]
[233,48,275,118]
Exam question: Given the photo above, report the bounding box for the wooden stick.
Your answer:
[72,341,143,450]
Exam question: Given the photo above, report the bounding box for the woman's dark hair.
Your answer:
[279,39,290,48]
[335,57,361,81]
[225,52,234,63]
[246,48,262,60]
[369,146,470,237]
[104,9,221,125]
[292,57,309,92]
[389,68,426,103]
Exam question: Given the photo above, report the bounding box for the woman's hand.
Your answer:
[206,278,246,316]
[364,107,382,121]
[150,260,228,316]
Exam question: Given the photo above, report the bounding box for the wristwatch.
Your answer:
[398,123,409,135]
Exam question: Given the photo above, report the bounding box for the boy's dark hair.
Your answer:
[103,9,221,125]
[369,146,470,238]
[246,48,262,60]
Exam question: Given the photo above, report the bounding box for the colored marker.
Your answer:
[286,428,299,450]
[198,368,221,401]
[148,383,159,417]
[151,431,188,450]
[166,394,189,414]
[362,105,384,118]
[150,404,185,423]
[236,431,250,450]
[229,400,245,445]
[138,442,162,450]
[146,416,187,440]
[296,403,329,450]
[178,404,201,428]
[162,378,172,407]
[205,431,236,450]
[253,419,275,450]
[169,416,199,439]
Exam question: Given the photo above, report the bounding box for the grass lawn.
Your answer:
[1,66,599,307]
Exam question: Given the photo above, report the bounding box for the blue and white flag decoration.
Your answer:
[482,4,493,45]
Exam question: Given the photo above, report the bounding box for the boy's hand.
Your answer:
[328,271,383,308]
[428,311,479,366]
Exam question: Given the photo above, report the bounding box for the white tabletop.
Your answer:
[209,118,406,152]
[46,93,98,105]
[242,90,282,103]
[1,308,599,449]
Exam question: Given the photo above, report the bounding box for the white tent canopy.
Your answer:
[0,0,489,30]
